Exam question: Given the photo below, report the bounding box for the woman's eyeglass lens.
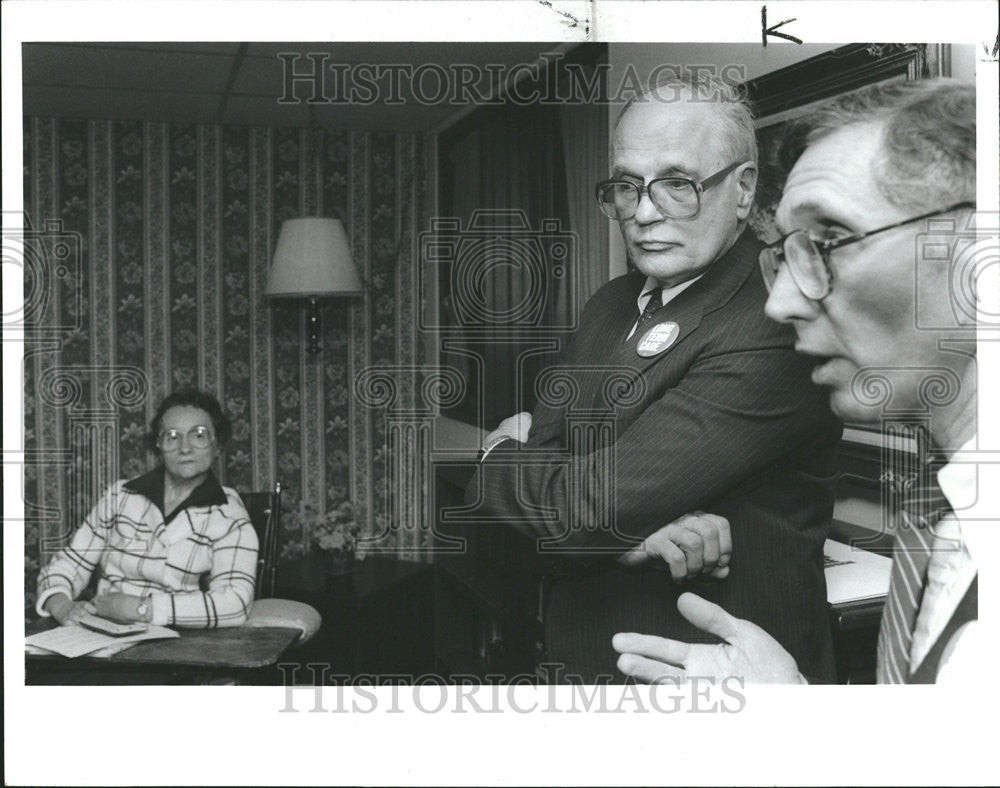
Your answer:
[159,426,214,451]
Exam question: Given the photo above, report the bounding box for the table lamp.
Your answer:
[265,218,364,354]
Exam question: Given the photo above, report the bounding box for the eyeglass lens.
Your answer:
[599,179,700,220]
[160,426,213,450]
[759,231,831,300]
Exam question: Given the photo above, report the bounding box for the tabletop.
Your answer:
[25,619,301,669]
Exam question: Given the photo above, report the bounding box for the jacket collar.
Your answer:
[124,466,227,522]
[616,227,763,361]
[629,226,762,315]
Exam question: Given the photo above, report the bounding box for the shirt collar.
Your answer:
[124,466,227,521]
[937,435,978,511]
[937,435,983,562]
[636,273,705,315]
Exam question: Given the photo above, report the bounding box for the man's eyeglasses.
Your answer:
[758,202,975,301]
[158,425,215,452]
[595,161,747,221]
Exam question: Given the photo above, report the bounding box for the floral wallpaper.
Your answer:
[22,117,429,617]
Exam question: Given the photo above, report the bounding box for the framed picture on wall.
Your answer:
[741,43,953,491]
[744,43,951,243]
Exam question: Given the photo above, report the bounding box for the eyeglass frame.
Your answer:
[594,160,749,221]
[759,201,976,301]
[157,425,216,452]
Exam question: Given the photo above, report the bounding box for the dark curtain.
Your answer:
[439,103,574,428]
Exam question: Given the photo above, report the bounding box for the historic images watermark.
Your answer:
[3,211,84,336]
[276,664,747,714]
[277,52,748,107]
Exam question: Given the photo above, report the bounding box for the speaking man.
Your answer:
[614,78,983,684]
[466,70,843,682]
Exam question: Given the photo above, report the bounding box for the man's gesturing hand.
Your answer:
[613,593,807,684]
[484,412,532,448]
[618,511,731,582]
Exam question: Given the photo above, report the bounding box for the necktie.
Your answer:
[876,448,951,683]
[634,287,663,331]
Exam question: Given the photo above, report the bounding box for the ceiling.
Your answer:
[22,41,564,131]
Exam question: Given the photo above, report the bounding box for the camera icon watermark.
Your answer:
[914,209,1000,331]
[419,209,578,336]
[2,212,84,335]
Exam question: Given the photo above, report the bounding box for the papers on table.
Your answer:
[824,538,893,605]
[25,623,179,658]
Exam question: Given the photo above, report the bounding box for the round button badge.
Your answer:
[636,322,680,357]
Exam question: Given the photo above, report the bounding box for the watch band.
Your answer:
[477,435,512,463]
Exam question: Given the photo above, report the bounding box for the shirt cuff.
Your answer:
[35,586,72,619]
[150,592,173,626]
[479,436,512,462]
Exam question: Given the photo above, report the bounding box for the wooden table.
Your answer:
[25,621,301,685]
[275,555,434,679]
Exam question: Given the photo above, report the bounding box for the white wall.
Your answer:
[951,43,976,82]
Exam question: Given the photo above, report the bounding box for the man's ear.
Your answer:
[734,163,758,221]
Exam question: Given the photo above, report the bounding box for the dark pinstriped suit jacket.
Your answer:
[465,229,843,682]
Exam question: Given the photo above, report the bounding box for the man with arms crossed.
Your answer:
[467,70,842,682]
[615,78,982,684]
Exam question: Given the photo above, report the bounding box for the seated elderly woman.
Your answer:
[36,387,258,629]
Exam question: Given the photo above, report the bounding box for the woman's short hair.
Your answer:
[147,387,232,452]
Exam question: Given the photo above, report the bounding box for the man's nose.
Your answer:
[631,188,664,225]
[763,263,821,324]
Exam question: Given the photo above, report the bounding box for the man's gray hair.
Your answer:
[779,78,975,213]
[615,67,758,168]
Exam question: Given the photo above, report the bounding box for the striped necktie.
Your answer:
[876,451,951,683]
[635,287,663,331]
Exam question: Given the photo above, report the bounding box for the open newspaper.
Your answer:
[25,621,179,658]
[823,538,893,605]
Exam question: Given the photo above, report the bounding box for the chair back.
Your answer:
[240,482,281,599]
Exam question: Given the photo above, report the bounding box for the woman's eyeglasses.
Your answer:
[158,425,215,452]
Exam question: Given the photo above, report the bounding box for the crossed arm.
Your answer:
[485,412,733,582]
[471,343,832,557]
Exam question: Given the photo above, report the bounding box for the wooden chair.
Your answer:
[240,482,281,599]
[240,483,321,644]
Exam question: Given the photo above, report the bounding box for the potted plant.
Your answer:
[282,500,360,575]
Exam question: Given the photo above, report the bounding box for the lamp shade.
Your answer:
[265,218,363,298]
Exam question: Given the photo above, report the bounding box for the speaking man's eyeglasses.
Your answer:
[595,161,747,221]
[758,202,975,301]
[158,425,215,452]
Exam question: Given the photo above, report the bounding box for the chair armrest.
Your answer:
[245,598,322,645]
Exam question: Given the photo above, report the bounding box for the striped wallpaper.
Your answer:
[22,117,431,615]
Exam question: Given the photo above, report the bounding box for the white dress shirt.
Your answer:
[909,436,982,681]
[625,274,704,340]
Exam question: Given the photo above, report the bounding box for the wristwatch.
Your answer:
[136,597,152,623]
[477,435,511,463]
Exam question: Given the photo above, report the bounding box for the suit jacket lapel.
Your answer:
[615,228,762,372]
[594,269,646,347]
